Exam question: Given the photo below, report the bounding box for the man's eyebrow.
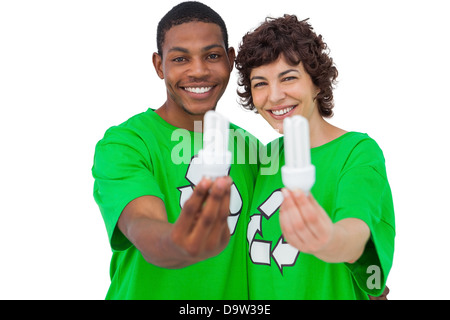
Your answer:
[202,44,224,51]
[167,44,224,54]
[168,47,189,53]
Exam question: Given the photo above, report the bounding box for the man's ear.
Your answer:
[152,52,164,79]
[227,47,236,72]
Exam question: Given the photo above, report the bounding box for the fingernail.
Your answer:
[199,177,212,188]
[293,189,303,197]
[281,188,290,199]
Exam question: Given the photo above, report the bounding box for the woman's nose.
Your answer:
[268,83,286,104]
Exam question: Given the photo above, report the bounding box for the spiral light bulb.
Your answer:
[281,115,315,193]
[197,110,232,180]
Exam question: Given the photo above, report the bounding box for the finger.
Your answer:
[189,176,231,248]
[175,178,212,231]
[280,189,310,249]
[291,190,332,244]
[217,178,233,246]
[220,176,233,218]
[204,177,232,251]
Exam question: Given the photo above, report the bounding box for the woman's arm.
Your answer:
[279,188,370,263]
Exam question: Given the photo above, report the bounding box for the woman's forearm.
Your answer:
[314,218,370,263]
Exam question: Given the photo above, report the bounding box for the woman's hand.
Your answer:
[280,189,334,256]
[280,189,370,263]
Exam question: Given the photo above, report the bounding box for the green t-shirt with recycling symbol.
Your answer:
[93,108,259,299]
[247,132,395,299]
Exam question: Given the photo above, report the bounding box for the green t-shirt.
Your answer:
[247,132,395,299]
[92,108,259,299]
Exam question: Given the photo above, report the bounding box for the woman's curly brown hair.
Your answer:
[235,15,338,117]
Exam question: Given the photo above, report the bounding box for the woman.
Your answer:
[236,15,395,299]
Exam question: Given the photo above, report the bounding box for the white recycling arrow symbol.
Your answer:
[272,236,299,272]
[248,189,300,273]
[177,155,242,235]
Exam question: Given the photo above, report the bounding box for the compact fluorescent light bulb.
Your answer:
[197,110,232,180]
[281,115,315,193]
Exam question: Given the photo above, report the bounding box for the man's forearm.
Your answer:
[118,177,232,269]
[125,216,197,269]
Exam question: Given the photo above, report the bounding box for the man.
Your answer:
[92,1,258,299]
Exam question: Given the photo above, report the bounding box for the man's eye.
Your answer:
[173,57,186,62]
[208,54,220,60]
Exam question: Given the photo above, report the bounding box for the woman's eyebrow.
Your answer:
[250,75,266,81]
[251,69,300,82]
[279,69,299,77]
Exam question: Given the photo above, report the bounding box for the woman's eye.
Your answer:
[282,76,297,82]
[253,82,267,88]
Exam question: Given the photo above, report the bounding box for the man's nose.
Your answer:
[188,58,210,79]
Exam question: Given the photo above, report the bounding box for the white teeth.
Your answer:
[184,87,212,94]
[271,106,294,116]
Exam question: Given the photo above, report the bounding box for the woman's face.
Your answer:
[250,55,320,134]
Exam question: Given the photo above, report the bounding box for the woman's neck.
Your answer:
[309,116,347,148]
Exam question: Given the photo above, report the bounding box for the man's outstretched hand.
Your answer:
[170,176,232,263]
[119,176,232,269]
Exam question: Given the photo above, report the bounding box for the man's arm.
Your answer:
[118,176,232,269]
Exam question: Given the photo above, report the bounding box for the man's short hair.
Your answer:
[157,1,229,56]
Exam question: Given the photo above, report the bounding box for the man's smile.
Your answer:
[183,86,214,94]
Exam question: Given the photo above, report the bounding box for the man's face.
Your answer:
[154,21,235,117]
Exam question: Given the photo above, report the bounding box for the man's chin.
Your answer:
[181,104,217,116]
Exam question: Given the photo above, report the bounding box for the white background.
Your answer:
[1,0,449,299]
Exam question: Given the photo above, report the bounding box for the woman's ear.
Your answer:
[314,87,321,101]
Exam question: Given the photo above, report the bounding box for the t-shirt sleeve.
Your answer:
[92,126,165,252]
[333,141,395,297]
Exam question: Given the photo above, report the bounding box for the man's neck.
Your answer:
[155,102,206,132]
